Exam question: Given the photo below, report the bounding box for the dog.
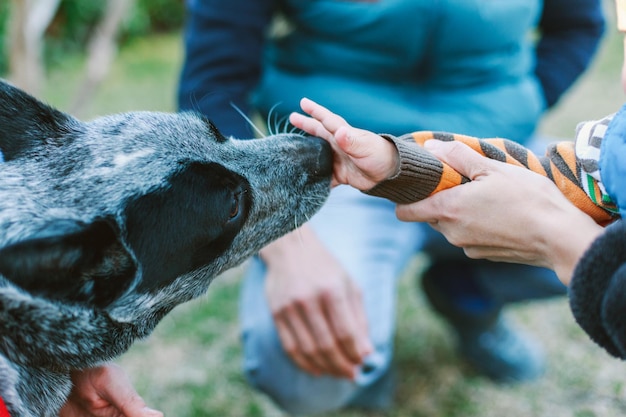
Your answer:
[0,79,332,417]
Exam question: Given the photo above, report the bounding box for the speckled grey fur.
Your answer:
[0,80,331,417]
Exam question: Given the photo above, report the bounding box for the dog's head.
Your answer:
[0,80,332,371]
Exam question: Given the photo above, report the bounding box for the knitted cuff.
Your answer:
[569,220,626,359]
[364,134,444,204]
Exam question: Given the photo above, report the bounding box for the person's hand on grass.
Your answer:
[60,363,163,417]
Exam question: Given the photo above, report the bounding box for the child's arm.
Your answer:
[408,125,618,225]
[290,98,459,203]
[291,98,618,225]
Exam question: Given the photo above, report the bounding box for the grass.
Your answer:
[41,32,182,116]
[20,5,626,416]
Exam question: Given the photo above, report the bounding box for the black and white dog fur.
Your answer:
[0,80,332,417]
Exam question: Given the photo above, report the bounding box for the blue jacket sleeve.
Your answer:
[177,0,276,139]
[536,0,605,108]
[600,103,626,219]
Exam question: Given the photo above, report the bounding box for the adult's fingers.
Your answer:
[395,140,501,223]
[273,293,366,379]
[274,307,325,376]
[305,299,360,379]
[424,139,496,180]
[395,191,449,223]
[323,279,371,365]
[95,365,163,417]
[62,365,163,417]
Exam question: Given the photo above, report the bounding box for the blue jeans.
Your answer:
[239,186,565,415]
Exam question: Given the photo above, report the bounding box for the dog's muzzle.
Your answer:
[296,136,333,180]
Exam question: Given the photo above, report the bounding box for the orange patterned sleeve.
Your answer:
[410,131,617,225]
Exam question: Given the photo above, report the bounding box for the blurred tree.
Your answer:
[125,0,185,37]
[0,3,8,74]
[70,0,134,115]
[7,0,61,94]
[1,0,183,102]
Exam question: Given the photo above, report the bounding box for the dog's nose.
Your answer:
[304,136,333,178]
[276,134,333,180]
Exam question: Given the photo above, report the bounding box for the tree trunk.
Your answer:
[7,0,61,95]
[70,0,134,116]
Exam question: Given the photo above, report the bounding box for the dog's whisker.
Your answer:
[230,102,265,137]
[278,115,291,135]
[265,113,271,135]
[266,102,283,136]
[289,124,301,135]
[189,92,199,114]
[272,113,279,134]
[265,107,273,135]
[275,115,283,134]
[293,217,308,247]
[272,112,281,136]
[192,91,217,115]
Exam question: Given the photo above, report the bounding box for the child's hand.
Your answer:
[289,98,400,190]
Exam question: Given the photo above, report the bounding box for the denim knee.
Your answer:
[241,327,358,415]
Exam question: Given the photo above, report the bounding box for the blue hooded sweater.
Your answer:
[178,0,604,143]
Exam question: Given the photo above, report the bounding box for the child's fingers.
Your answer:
[289,112,335,142]
[299,98,351,135]
[335,127,359,156]
[335,126,382,159]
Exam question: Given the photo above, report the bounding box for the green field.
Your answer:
[23,8,626,417]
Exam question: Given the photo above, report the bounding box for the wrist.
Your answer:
[365,134,443,204]
[545,211,604,286]
[259,224,314,265]
[382,138,401,181]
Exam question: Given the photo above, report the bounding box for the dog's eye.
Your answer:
[229,193,240,219]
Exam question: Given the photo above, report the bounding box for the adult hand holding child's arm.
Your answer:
[396,140,603,285]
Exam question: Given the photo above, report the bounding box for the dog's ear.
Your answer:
[0,80,79,162]
[0,218,137,307]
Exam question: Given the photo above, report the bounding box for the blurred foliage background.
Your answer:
[0,2,8,73]
[0,0,183,74]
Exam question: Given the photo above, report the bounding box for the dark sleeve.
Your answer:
[177,0,276,139]
[535,0,605,108]
[569,220,626,359]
